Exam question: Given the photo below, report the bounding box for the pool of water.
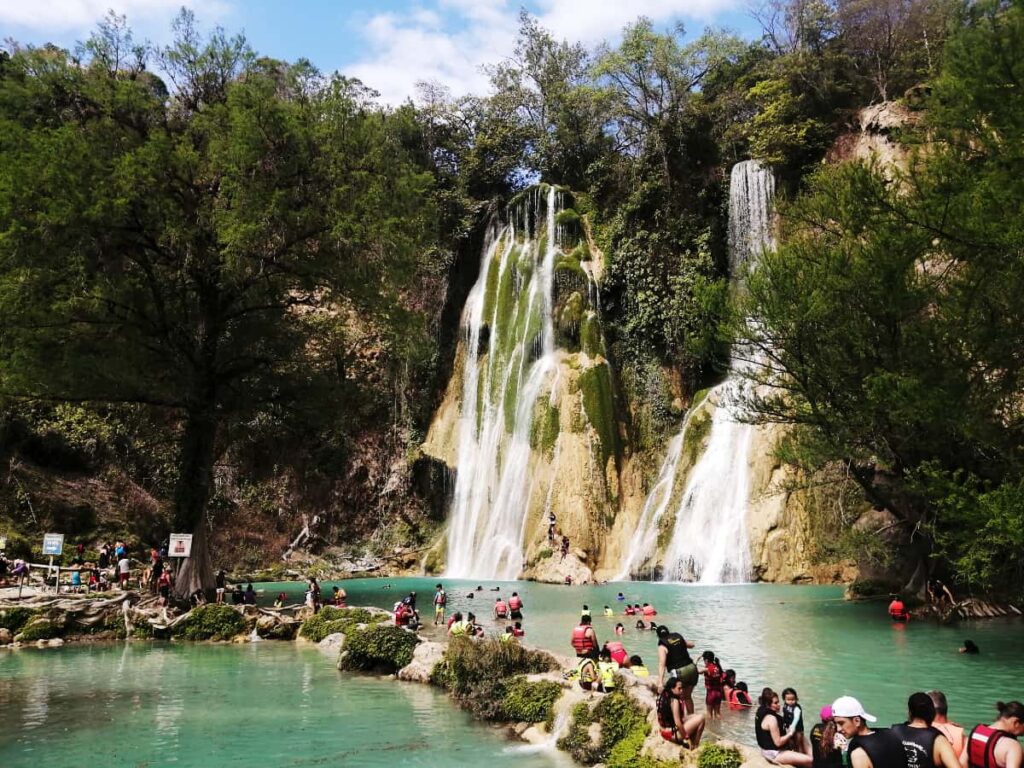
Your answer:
[261,578,1024,743]
[0,641,571,767]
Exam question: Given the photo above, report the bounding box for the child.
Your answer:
[781,687,810,756]
[581,604,591,618]
[635,618,646,631]
[729,681,753,708]
[512,621,525,637]
[701,650,724,719]
[615,622,625,636]
[629,655,649,677]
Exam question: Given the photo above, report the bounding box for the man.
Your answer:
[493,596,508,620]
[432,583,447,624]
[570,613,599,660]
[548,512,556,542]
[891,692,961,768]
[963,701,1024,768]
[833,695,908,768]
[928,691,966,759]
[117,554,131,588]
[889,596,910,622]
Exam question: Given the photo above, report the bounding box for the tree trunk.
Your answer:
[171,406,219,601]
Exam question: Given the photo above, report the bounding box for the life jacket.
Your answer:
[495,601,508,615]
[500,632,515,643]
[604,608,614,617]
[580,609,591,618]
[624,606,635,615]
[434,591,446,606]
[508,596,522,610]
[632,664,649,677]
[657,689,676,729]
[571,625,596,655]
[968,724,1008,768]
[642,606,656,616]
[513,627,525,637]
[889,600,909,620]
[606,641,627,665]
[598,661,617,690]
[576,657,598,685]
[449,620,470,636]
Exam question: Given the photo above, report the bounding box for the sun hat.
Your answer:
[831,696,877,723]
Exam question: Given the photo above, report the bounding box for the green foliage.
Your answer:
[579,363,618,469]
[529,401,561,457]
[299,607,385,643]
[501,676,563,723]
[432,636,559,695]
[698,743,743,768]
[683,407,712,464]
[174,605,247,641]
[536,547,553,560]
[16,617,62,642]
[0,607,35,633]
[338,623,420,672]
[558,691,649,765]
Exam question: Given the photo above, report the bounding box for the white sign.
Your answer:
[0,536,7,550]
[168,533,193,558]
[42,533,64,556]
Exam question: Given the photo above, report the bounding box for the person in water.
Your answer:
[447,611,470,636]
[501,625,517,643]
[642,602,657,616]
[433,583,447,625]
[832,695,908,768]
[616,592,625,602]
[927,691,965,759]
[603,605,614,617]
[657,676,706,748]
[731,682,753,707]
[811,705,847,768]
[512,621,525,637]
[615,622,624,636]
[958,640,980,655]
[656,625,698,712]
[701,651,725,719]
[891,691,961,768]
[332,586,347,606]
[273,592,286,608]
[493,596,509,620]
[571,614,599,661]
[508,591,523,620]
[635,618,646,630]
[782,687,812,757]
[889,596,910,622]
[624,604,636,616]
[581,604,591,618]
[964,701,1024,768]
[755,688,813,767]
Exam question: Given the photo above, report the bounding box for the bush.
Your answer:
[299,607,385,643]
[559,691,649,765]
[0,607,35,633]
[338,624,419,672]
[17,617,62,642]
[174,604,247,641]
[698,744,743,768]
[503,677,562,724]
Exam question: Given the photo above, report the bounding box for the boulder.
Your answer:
[0,628,11,645]
[47,637,64,647]
[318,632,346,654]
[396,640,445,683]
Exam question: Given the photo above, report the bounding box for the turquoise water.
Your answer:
[2,581,1021,766]
[266,578,1024,742]
[0,641,569,767]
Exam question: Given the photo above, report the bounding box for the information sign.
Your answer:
[42,533,65,556]
[168,533,193,558]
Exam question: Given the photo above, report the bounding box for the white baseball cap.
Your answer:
[831,696,877,723]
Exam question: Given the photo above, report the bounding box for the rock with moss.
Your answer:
[579,362,619,470]
[16,616,64,643]
[299,607,387,643]
[559,690,649,765]
[338,624,420,672]
[0,607,35,633]
[174,604,248,641]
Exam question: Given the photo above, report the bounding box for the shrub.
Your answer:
[559,691,649,765]
[174,604,247,641]
[503,677,562,724]
[338,624,419,672]
[698,744,743,768]
[0,607,35,633]
[17,618,62,642]
[299,607,385,642]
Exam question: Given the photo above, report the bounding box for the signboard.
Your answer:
[168,533,193,558]
[42,533,65,556]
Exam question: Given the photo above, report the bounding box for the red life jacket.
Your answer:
[571,625,596,654]
[642,605,656,616]
[508,596,522,610]
[495,601,508,615]
[513,627,525,637]
[624,606,635,615]
[968,724,1007,768]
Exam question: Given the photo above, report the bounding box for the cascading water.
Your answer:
[655,160,775,584]
[444,186,563,580]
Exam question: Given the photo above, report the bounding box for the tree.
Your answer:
[0,13,435,598]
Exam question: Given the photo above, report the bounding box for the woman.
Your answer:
[657,676,707,748]
[810,706,845,768]
[755,688,813,766]
[656,625,698,715]
[701,651,725,719]
[723,669,737,702]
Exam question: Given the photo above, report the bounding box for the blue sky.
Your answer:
[0,1,762,103]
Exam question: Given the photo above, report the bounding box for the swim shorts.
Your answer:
[673,663,699,687]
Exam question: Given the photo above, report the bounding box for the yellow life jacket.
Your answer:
[450,620,470,636]
[575,657,598,685]
[603,608,614,617]
[500,632,515,643]
[598,661,617,691]
[632,665,650,677]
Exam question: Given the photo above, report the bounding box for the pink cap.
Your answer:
[820,705,833,721]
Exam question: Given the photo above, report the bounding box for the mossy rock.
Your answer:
[16,616,63,642]
[529,400,561,456]
[0,607,35,633]
[338,623,420,672]
[697,743,743,768]
[581,312,604,358]
[174,604,248,641]
[684,407,712,463]
[559,690,649,765]
[579,363,619,469]
[503,676,562,724]
[299,607,386,643]
[558,291,585,347]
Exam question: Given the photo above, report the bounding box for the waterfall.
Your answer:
[657,160,775,584]
[445,186,562,579]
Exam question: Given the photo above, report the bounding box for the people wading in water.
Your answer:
[701,651,725,720]
[657,676,706,748]
[755,688,813,767]
[963,701,1024,768]
[508,591,523,620]
[832,695,908,768]
[433,583,447,625]
[891,692,961,768]
[656,625,698,713]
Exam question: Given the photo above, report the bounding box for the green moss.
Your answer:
[174,604,247,641]
[299,607,386,642]
[17,618,63,642]
[423,542,446,574]
[0,607,35,633]
[558,691,649,765]
[581,312,604,357]
[339,623,420,672]
[503,677,563,723]
[684,407,712,464]
[607,723,677,768]
[536,547,553,560]
[555,208,580,226]
[697,744,744,768]
[529,400,560,456]
[481,241,503,322]
[579,363,619,468]
[558,291,585,348]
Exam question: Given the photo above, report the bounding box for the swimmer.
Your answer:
[636,618,646,631]
[617,592,626,602]
[603,605,614,617]
[615,622,624,636]
[959,640,980,655]
[581,604,591,618]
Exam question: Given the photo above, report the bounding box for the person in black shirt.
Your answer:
[756,688,813,766]
[890,692,960,768]
[833,695,909,768]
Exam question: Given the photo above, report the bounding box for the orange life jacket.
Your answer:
[495,601,508,615]
[508,596,522,610]
[571,625,596,654]
[642,605,656,616]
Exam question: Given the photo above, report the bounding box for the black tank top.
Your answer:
[850,729,911,768]
[891,724,941,768]
[660,633,693,670]
[756,708,786,750]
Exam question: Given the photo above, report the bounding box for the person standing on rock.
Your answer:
[117,553,131,589]
[571,613,599,661]
[215,569,227,604]
[433,583,447,625]
[656,625,698,712]
[548,512,556,542]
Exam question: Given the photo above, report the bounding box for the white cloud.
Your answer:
[345,0,740,105]
[0,0,229,34]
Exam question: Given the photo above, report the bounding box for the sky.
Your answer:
[0,1,763,104]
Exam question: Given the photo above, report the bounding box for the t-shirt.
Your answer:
[117,558,131,574]
[849,729,910,768]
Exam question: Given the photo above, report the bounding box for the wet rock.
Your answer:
[47,637,64,647]
[318,632,346,653]
[397,640,445,683]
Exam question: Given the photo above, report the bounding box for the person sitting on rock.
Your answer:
[658,676,706,748]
